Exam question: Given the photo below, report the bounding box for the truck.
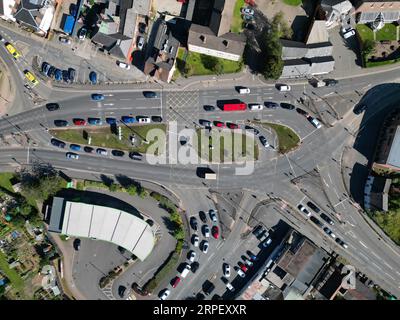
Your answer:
[222,103,247,111]
[63,15,75,35]
[180,263,191,278]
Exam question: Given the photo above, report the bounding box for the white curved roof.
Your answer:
[61,201,154,260]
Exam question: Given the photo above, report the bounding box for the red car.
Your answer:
[73,118,86,126]
[172,276,181,288]
[213,121,225,128]
[211,225,219,239]
[227,123,239,129]
[238,262,248,272]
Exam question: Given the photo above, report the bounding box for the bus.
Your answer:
[222,103,246,111]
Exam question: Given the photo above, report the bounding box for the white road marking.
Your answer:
[119,98,131,101]
[370,251,381,260]
[103,103,114,106]
[371,262,382,271]
[383,262,393,270]
[385,272,396,281]
[359,241,368,249]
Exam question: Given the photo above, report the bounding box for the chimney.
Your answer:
[200,35,206,43]
[223,40,228,47]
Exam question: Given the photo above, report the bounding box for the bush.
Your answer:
[109,183,118,192]
[150,191,162,202]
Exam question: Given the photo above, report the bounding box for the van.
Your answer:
[181,264,191,278]
[277,84,291,92]
[239,87,250,94]
[249,104,264,111]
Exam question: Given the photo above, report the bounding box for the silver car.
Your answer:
[137,36,145,50]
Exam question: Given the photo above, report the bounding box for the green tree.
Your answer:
[263,55,284,80]
[173,227,185,240]
[201,55,219,70]
[109,183,118,192]
[362,39,375,56]
[126,184,137,196]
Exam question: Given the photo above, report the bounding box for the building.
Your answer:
[90,0,150,61]
[187,0,245,62]
[364,175,391,211]
[0,0,16,21]
[13,0,56,35]
[281,20,335,78]
[144,18,180,82]
[353,0,400,24]
[48,197,155,261]
[319,0,353,28]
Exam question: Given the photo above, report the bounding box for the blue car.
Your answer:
[89,71,97,84]
[121,116,137,123]
[70,144,81,151]
[91,93,104,101]
[88,117,102,125]
[54,69,62,81]
[106,117,117,125]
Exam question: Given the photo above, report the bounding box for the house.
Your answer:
[319,0,353,28]
[144,18,179,83]
[12,0,56,35]
[353,0,400,24]
[0,0,17,21]
[91,0,150,61]
[281,20,335,78]
[187,0,245,62]
[364,176,391,211]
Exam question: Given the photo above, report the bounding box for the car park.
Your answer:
[51,139,65,148]
[323,227,336,238]
[307,201,320,213]
[310,216,323,228]
[88,117,102,125]
[70,144,81,151]
[46,103,59,111]
[335,237,348,249]
[199,211,207,223]
[121,116,137,123]
[66,152,79,159]
[129,152,143,161]
[151,116,163,122]
[143,91,157,98]
[214,121,225,128]
[211,226,219,239]
[54,120,68,127]
[223,263,231,278]
[137,116,151,123]
[244,125,260,135]
[307,116,322,129]
[159,289,170,300]
[96,148,108,156]
[112,150,125,157]
[320,212,334,225]
[91,93,104,101]
[227,122,239,129]
[201,240,209,253]
[137,36,145,50]
[354,104,367,115]
[280,102,295,110]
[209,209,217,222]
[171,276,181,288]
[203,225,210,238]
[265,101,279,109]
[190,216,198,231]
[188,250,196,262]
[59,36,71,44]
[117,61,131,69]
[89,71,97,84]
[259,136,269,148]
[204,105,215,111]
[249,104,264,110]
[298,204,311,217]
[106,117,117,125]
[192,235,199,247]
[73,118,86,126]
[277,84,291,91]
[84,146,94,153]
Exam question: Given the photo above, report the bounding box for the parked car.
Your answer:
[88,117,102,125]
[137,36,145,50]
[298,204,311,217]
[59,36,71,44]
[335,237,348,249]
[204,105,215,111]
[227,122,239,129]
[354,104,367,115]
[48,66,56,78]
[54,69,62,81]
[51,139,65,148]
[118,285,126,298]
[73,118,86,126]
[307,201,320,213]
[199,119,212,127]
[106,117,117,125]
[296,107,308,116]
[192,234,199,247]
[89,71,97,84]
[66,152,79,160]
[223,263,231,278]
[121,116,137,123]
[262,238,272,248]
[171,276,181,288]
[24,70,38,85]
[241,7,254,15]
[46,103,59,111]
[96,148,108,156]
[211,226,219,239]
[320,212,335,225]
[203,225,210,238]
[112,150,125,157]
[78,27,87,40]
[214,121,225,128]
[143,91,157,98]
[41,62,51,76]
[209,209,218,222]
[151,116,163,122]
[323,226,336,238]
[68,68,76,82]
[276,84,291,91]
[307,116,322,129]
[73,238,81,250]
[190,216,198,231]
[310,216,323,228]
[117,61,131,70]
[280,102,295,110]
[244,258,253,267]
[247,251,257,261]
[252,225,264,237]
[199,211,207,223]
[201,240,209,253]
[259,136,269,148]
[137,116,151,123]
[84,146,94,153]
[238,262,248,272]
[324,79,338,87]
[244,125,260,135]
[238,87,250,94]
[237,268,246,278]
[249,104,264,110]
[188,250,196,262]
[91,93,104,101]
[129,151,143,161]
[191,261,200,273]
[62,70,70,83]
[70,144,81,151]
[159,289,170,300]
[343,29,355,39]
[138,22,146,33]
[265,101,279,109]
[54,120,68,127]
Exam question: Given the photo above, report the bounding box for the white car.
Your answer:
[262,238,272,248]
[159,289,170,300]
[188,250,196,262]
[242,7,254,15]
[249,104,264,111]
[117,61,131,70]
[308,116,322,129]
[259,136,269,148]
[277,84,291,92]
[239,87,250,94]
[223,263,231,278]
[192,235,199,247]
[244,258,253,267]
[237,269,245,278]
[324,227,336,238]
[137,116,151,123]
[343,29,355,39]
[203,225,210,238]
[298,204,311,217]
[209,209,218,222]
[226,282,235,292]
[137,36,145,50]
[201,241,209,254]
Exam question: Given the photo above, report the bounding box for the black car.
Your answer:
[265,101,279,109]
[118,286,127,298]
[48,66,56,78]
[354,104,367,115]
[244,125,260,135]
[138,22,146,33]
[307,201,320,213]
[310,216,323,227]
[51,139,65,148]
[73,238,81,251]
[46,103,59,111]
[129,151,143,161]
[151,116,163,123]
[190,216,198,231]
[280,102,295,110]
[203,105,215,111]
[320,212,334,225]
[191,261,200,273]
[199,211,207,223]
[202,280,215,296]
[68,68,76,82]
[252,225,263,237]
[112,150,125,157]
[62,70,70,82]
[84,146,94,153]
[324,79,338,87]
[54,120,68,127]
[143,91,157,98]
[296,107,308,116]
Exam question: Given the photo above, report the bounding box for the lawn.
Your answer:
[356,24,374,42]
[231,0,245,33]
[0,251,24,293]
[376,23,398,41]
[282,0,302,6]
[50,124,166,154]
[259,122,300,154]
[0,172,14,193]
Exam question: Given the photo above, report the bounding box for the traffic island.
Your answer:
[255,122,300,154]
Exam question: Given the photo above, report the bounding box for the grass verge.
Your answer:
[0,251,24,293]
[231,0,245,33]
[0,172,14,193]
[282,0,302,6]
[259,122,300,154]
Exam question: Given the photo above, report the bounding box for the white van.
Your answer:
[181,264,191,278]
[239,87,250,94]
[137,116,151,123]
[277,84,291,92]
[249,104,264,111]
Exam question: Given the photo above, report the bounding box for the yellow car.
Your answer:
[5,43,21,59]
[23,70,39,86]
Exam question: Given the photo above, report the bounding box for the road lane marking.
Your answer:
[119,98,131,101]
[371,251,381,260]
[383,262,393,270]
[385,272,395,281]
[359,241,368,249]
[371,262,382,270]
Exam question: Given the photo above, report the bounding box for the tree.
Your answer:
[261,21,284,80]
[126,184,137,196]
[263,55,284,80]
[173,227,185,240]
[201,55,219,70]
[109,183,118,192]
[362,39,375,56]
[272,11,293,39]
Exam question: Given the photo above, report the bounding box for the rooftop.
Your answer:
[386,126,400,169]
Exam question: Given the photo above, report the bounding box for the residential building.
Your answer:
[144,18,180,83]
[364,175,391,211]
[281,20,335,78]
[12,0,56,35]
[319,0,353,28]
[0,0,16,21]
[187,0,245,62]
[353,0,400,23]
